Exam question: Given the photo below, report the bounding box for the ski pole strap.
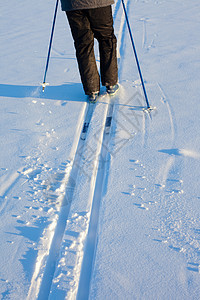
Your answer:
[121,0,150,109]
[43,0,59,89]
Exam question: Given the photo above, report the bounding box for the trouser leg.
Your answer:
[87,6,118,86]
[66,10,100,95]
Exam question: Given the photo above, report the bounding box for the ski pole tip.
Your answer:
[40,82,49,92]
[143,106,157,113]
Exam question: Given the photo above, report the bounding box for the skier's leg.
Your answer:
[66,10,100,95]
[87,6,118,87]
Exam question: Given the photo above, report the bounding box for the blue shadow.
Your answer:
[0,83,85,102]
[158,148,182,156]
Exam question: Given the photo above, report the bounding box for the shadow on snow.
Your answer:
[0,83,85,102]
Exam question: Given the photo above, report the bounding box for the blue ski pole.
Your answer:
[41,0,59,92]
[121,0,151,109]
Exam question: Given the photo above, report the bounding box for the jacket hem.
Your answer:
[61,1,114,12]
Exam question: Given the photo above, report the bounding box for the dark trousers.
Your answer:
[66,6,118,95]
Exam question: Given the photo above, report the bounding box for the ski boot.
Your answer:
[88,91,99,103]
[106,83,120,96]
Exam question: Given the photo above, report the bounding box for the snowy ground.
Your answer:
[1,0,200,299]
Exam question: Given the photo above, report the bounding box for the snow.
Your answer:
[1,0,200,299]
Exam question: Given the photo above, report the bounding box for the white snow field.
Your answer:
[1,0,200,299]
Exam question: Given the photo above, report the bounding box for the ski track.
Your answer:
[142,109,149,148]
[74,2,139,297]
[73,3,131,296]
[114,0,126,61]
[49,96,111,299]
[27,0,142,298]
[157,82,176,143]
[70,1,132,296]
[156,82,178,188]
[142,18,147,49]
[45,2,128,298]
[27,102,91,299]
[76,101,115,300]
[30,93,114,299]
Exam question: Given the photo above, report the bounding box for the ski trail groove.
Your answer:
[76,100,115,300]
[112,0,128,64]
[157,82,176,143]
[48,3,126,298]
[48,97,110,299]
[142,19,147,49]
[37,104,96,300]
[156,82,178,188]
[113,0,122,22]
[28,102,95,300]
[76,1,128,295]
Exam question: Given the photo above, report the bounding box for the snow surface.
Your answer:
[1,0,200,299]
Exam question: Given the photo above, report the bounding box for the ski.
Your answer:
[105,100,114,134]
[81,103,95,140]
[104,84,119,134]
[81,87,119,141]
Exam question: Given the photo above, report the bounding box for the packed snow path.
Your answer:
[1,0,200,299]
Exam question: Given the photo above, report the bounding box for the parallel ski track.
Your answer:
[76,100,115,300]
[76,0,128,298]
[32,0,128,298]
[36,99,114,300]
[29,102,95,300]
